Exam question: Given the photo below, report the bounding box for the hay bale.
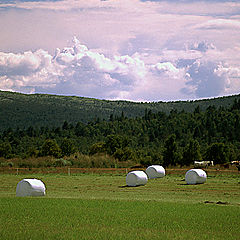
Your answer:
[146,165,165,179]
[16,179,46,197]
[126,171,148,187]
[185,169,207,185]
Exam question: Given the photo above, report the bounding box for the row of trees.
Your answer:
[1,100,240,167]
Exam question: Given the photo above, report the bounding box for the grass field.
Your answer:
[0,170,239,239]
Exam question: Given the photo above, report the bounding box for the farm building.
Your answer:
[126,171,148,187]
[185,169,207,185]
[16,179,46,197]
[146,165,165,179]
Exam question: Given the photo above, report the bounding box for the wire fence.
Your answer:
[0,167,238,175]
[0,167,130,175]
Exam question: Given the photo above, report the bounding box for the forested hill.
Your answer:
[1,90,240,131]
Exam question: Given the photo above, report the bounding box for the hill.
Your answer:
[0,90,240,131]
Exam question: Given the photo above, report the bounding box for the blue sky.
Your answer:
[0,0,240,101]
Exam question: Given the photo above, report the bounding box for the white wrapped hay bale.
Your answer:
[126,171,148,187]
[16,179,46,197]
[146,165,165,179]
[185,169,207,185]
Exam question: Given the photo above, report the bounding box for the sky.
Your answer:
[0,0,240,102]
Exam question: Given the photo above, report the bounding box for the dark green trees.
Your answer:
[1,98,240,168]
[182,139,202,166]
[0,142,12,159]
[40,139,61,158]
[60,138,76,156]
[89,135,136,162]
[163,134,180,167]
[89,142,106,155]
[105,135,130,155]
[204,143,231,164]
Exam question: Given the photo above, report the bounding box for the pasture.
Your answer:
[0,170,239,240]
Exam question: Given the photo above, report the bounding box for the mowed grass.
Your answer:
[0,172,239,240]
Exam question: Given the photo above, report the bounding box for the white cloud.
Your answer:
[195,19,240,30]
[152,62,180,74]
[182,60,226,98]
[0,37,240,101]
[189,41,216,52]
[0,48,62,92]
[0,38,184,100]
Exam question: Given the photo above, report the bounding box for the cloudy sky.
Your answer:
[0,0,240,101]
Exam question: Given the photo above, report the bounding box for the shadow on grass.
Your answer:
[178,179,188,185]
[118,185,143,188]
[204,200,229,205]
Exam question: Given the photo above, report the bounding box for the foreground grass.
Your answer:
[0,198,239,240]
[0,172,239,239]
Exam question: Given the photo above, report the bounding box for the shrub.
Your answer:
[0,161,14,167]
[54,158,73,167]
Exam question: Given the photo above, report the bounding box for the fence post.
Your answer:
[68,168,71,176]
[16,168,19,175]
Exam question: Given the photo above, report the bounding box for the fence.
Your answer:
[0,167,238,175]
[0,167,129,175]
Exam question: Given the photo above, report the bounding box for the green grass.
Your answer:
[0,172,239,239]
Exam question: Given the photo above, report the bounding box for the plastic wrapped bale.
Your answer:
[185,169,207,185]
[126,171,148,187]
[16,179,46,197]
[146,165,165,179]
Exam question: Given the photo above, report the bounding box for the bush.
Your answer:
[70,153,117,168]
[0,161,14,167]
[54,158,73,167]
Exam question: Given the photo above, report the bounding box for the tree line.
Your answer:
[1,99,240,168]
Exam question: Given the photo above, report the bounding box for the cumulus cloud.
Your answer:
[151,62,180,74]
[0,50,51,76]
[0,37,186,100]
[177,42,240,98]
[0,38,147,99]
[0,37,240,101]
[189,41,216,53]
[0,48,62,93]
[182,60,226,98]
[195,19,240,30]
[153,40,240,99]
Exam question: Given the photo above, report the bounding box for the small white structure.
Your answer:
[126,171,148,187]
[146,165,165,179]
[185,169,207,185]
[16,179,46,197]
[194,161,214,168]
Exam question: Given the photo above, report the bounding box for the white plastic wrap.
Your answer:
[146,165,165,179]
[185,169,207,185]
[126,171,148,187]
[16,179,46,197]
